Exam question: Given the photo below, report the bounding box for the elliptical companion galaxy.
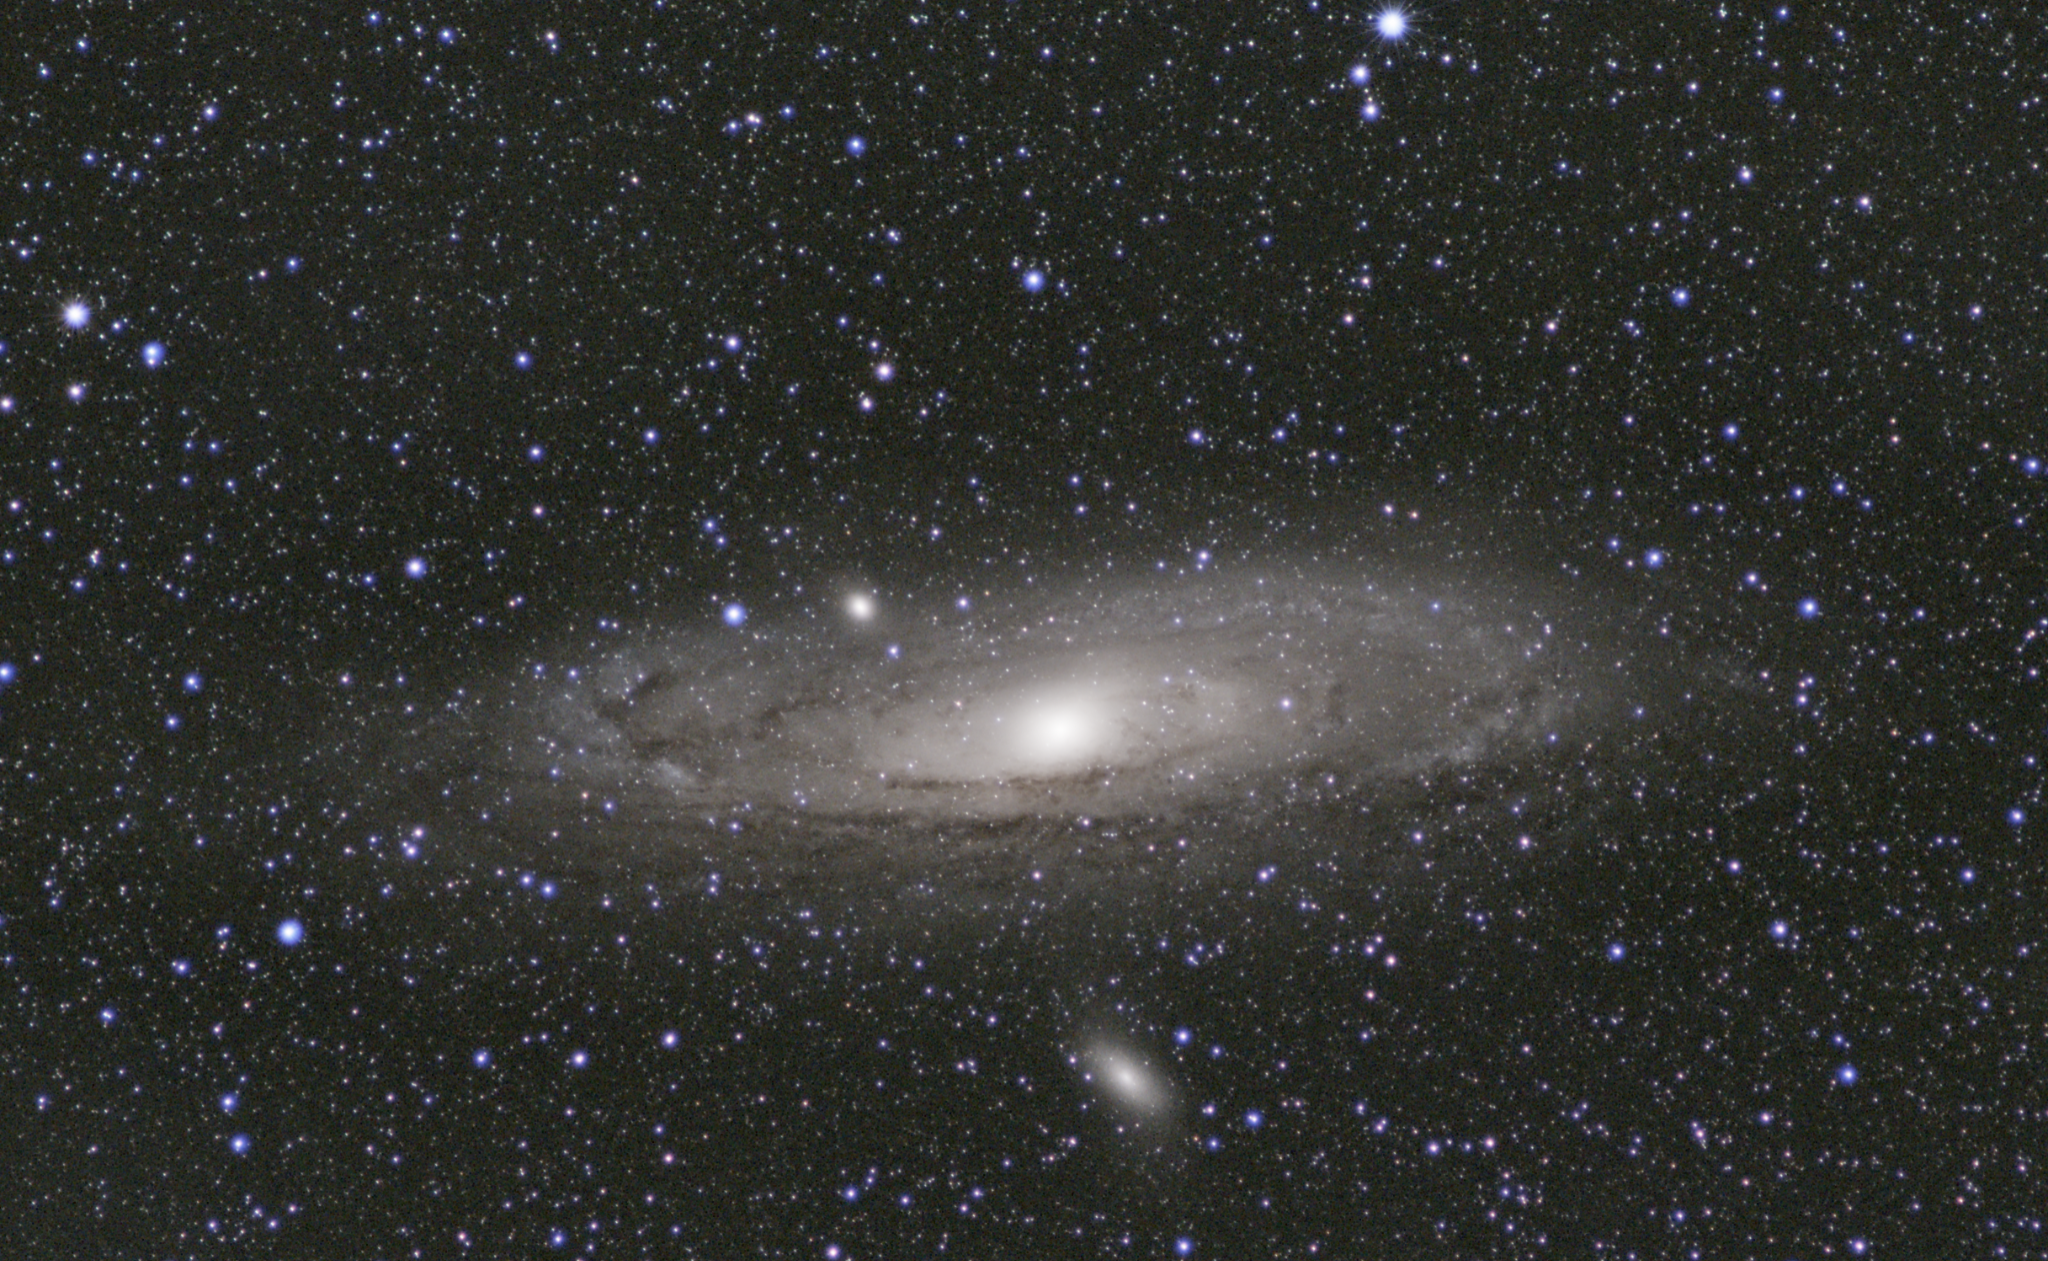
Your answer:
[347,557,1700,905]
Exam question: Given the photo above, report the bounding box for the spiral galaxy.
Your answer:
[345,556,1703,908]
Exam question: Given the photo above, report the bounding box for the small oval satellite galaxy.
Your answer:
[1073,1031,1179,1140]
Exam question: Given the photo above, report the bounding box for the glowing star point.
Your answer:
[62,301,91,329]
[1375,5,1410,41]
[846,592,876,622]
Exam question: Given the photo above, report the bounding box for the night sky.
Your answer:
[6,2,2045,1258]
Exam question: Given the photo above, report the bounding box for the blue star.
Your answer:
[1375,5,1410,41]
[141,341,166,368]
[722,602,748,627]
[62,301,91,329]
[276,918,304,946]
[1021,268,1047,293]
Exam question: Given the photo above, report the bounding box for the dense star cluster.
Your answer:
[3,3,2043,1259]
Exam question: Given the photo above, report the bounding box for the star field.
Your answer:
[3,2,2044,1259]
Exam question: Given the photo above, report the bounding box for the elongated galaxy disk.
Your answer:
[517,566,1606,819]
[339,556,1713,907]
